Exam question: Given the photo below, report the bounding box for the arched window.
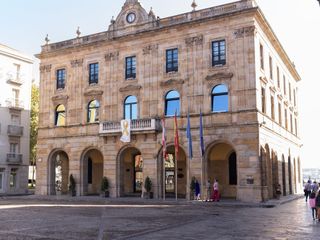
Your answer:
[55,104,66,126]
[229,152,237,185]
[124,96,138,120]
[211,84,228,112]
[87,100,100,123]
[165,90,180,116]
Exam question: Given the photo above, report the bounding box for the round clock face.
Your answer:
[126,12,136,23]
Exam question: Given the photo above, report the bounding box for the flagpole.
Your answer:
[163,155,166,201]
[175,151,178,201]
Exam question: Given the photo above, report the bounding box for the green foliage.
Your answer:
[190,176,196,192]
[144,176,152,193]
[100,177,109,192]
[30,83,39,166]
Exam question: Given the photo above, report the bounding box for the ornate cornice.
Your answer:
[185,35,203,47]
[233,26,256,39]
[105,51,119,61]
[205,72,233,81]
[70,59,83,68]
[142,44,158,55]
[40,64,52,73]
[160,78,185,87]
[84,89,104,97]
[52,94,69,102]
[119,84,142,92]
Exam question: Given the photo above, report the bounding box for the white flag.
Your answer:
[120,120,131,143]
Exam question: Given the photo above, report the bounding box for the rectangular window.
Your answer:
[271,95,275,120]
[166,48,178,72]
[290,114,293,133]
[289,82,292,101]
[269,56,273,80]
[285,109,288,130]
[278,103,282,126]
[283,75,286,95]
[56,69,66,89]
[10,143,18,153]
[277,66,280,88]
[89,63,99,84]
[212,40,226,66]
[293,89,297,107]
[14,64,21,80]
[295,118,298,136]
[126,56,136,79]
[11,114,20,125]
[10,168,17,188]
[260,44,264,70]
[261,87,266,114]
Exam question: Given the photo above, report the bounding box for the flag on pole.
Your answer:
[199,110,205,157]
[186,112,193,159]
[161,117,167,159]
[174,111,179,158]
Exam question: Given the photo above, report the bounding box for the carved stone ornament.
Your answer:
[105,51,119,61]
[40,64,52,73]
[205,72,233,81]
[234,26,256,38]
[84,89,104,97]
[70,59,83,68]
[119,84,142,92]
[185,35,203,47]
[52,94,69,102]
[160,78,185,87]
[142,44,159,55]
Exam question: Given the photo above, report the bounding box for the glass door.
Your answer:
[134,155,143,192]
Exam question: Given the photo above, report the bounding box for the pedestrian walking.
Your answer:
[311,181,319,193]
[195,179,201,200]
[309,191,317,220]
[316,190,320,221]
[304,180,312,202]
[211,179,220,202]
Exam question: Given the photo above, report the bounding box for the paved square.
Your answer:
[0,197,319,239]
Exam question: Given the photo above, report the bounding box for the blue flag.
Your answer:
[186,112,193,159]
[200,110,205,157]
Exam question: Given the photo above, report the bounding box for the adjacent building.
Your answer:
[0,44,33,194]
[36,0,302,202]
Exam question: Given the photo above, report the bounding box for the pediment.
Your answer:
[206,72,233,81]
[119,84,142,92]
[160,79,185,87]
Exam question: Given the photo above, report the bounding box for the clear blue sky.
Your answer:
[1,0,319,168]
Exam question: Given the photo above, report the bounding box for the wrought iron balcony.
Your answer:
[99,118,161,135]
[7,125,24,137]
[5,98,24,109]
[6,153,23,165]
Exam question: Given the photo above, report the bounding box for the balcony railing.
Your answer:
[7,125,24,137]
[99,118,161,135]
[6,153,23,165]
[5,98,24,109]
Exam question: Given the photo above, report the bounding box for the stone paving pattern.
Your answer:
[0,196,319,240]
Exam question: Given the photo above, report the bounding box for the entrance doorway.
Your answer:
[48,151,69,195]
[206,143,237,199]
[81,149,103,195]
[118,147,143,197]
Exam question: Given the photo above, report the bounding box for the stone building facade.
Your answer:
[0,44,33,195]
[36,0,302,202]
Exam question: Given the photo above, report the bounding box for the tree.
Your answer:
[30,82,39,187]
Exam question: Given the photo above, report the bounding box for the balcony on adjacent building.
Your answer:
[99,118,161,135]
[7,125,24,137]
[6,153,23,165]
[7,77,24,86]
[5,98,24,109]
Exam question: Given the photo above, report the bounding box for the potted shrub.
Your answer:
[100,177,109,198]
[190,176,196,200]
[144,176,153,199]
[69,174,76,197]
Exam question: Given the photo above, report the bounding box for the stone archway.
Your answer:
[157,145,187,199]
[282,155,287,196]
[81,148,103,196]
[271,151,279,198]
[117,146,143,197]
[48,150,69,195]
[288,156,293,194]
[206,142,237,199]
